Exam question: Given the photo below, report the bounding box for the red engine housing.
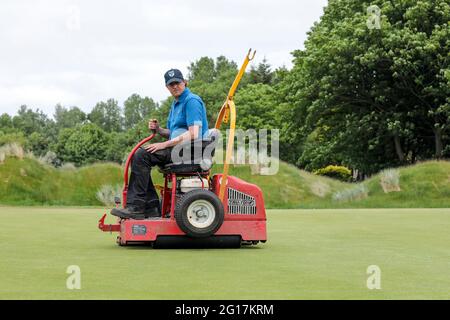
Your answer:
[99,174,267,247]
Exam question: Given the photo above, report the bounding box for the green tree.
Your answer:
[123,94,157,129]
[248,58,274,85]
[187,56,240,125]
[12,105,53,136]
[88,99,123,132]
[54,105,86,129]
[0,113,13,132]
[26,132,50,157]
[153,97,173,127]
[188,57,216,83]
[10,105,57,156]
[105,131,129,164]
[235,83,279,130]
[278,0,450,173]
[0,132,26,147]
[53,123,109,166]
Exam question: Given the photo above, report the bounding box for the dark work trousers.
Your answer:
[126,147,172,210]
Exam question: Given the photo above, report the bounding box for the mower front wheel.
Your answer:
[175,189,224,238]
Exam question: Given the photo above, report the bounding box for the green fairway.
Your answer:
[0,207,449,299]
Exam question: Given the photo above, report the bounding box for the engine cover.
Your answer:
[211,174,266,221]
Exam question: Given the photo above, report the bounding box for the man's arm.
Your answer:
[164,125,199,147]
[149,119,170,138]
[144,125,199,153]
[156,127,170,139]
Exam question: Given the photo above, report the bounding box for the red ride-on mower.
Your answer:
[98,49,267,248]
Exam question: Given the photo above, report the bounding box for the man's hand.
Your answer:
[148,119,170,138]
[149,119,159,133]
[144,141,168,153]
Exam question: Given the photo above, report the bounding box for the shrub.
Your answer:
[314,165,352,182]
[54,123,109,166]
[60,163,76,171]
[310,181,330,198]
[332,184,368,202]
[0,132,26,147]
[38,151,60,167]
[0,143,24,160]
[96,184,122,206]
[379,169,401,193]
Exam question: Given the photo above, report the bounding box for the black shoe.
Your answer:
[111,207,150,220]
[143,206,161,217]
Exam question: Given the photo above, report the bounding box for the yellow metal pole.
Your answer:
[218,100,236,200]
[214,49,256,202]
[227,49,256,100]
[214,101,227,129]
[214,49,256,129]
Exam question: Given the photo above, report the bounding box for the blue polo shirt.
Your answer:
[166,87,209,140]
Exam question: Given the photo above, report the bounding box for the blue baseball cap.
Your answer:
[164,69,184,85]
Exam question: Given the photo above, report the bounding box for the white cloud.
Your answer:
[0,0,327,117]
[0,84,81,111]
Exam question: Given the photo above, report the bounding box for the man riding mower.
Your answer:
[98,49,267,248]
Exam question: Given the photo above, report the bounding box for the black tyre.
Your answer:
[175,189,224,238]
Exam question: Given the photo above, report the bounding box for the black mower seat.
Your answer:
[161,128,219,175]
[160,163,210,175]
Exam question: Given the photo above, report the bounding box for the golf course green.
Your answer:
[0,206,449,299]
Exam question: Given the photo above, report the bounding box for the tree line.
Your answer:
[1,0,448,175]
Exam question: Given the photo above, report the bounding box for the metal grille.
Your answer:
[227,188,256,215]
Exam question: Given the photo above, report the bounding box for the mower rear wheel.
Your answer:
[175,189,224,238]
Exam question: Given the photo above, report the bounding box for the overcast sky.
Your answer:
[0,0,328,117]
